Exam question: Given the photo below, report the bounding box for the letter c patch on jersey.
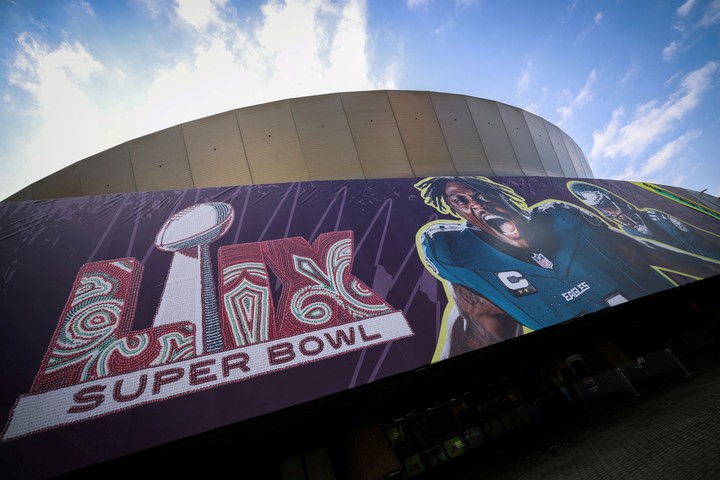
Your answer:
[495,271,537,297]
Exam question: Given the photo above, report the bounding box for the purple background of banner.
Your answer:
[0,176,718,477]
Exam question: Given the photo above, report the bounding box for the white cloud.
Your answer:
[517,62,532,94]
[407,0,431,9]
[700,0,720,26]
[78,1,95,17]
[590,106,624,162]
[618,66,639,85]
[9,33,103,90]
[556,69,596,126]
[677,0,697,17]
[1,0,398,199]
[137,0,165,18]
[174,0,226,31]
[672,173,687,186]
[639,129,700,177]
[578,11,603,38]
[3,33,116,195]
[662,40,681,61]
[590,61,718,160]
[612,130,700,184]
[434,16,454,35]
[673,0,720,35]
[523,86,548,115]
[612,164,638,182]
[408,0,475,11]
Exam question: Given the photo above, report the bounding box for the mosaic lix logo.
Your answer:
[3,203,412,441]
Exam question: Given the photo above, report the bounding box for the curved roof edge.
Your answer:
[5,90,593,202]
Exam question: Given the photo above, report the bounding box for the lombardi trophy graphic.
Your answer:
[153,202,235,354]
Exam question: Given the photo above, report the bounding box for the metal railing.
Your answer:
[664,325,718,358]
[573,349,690,405]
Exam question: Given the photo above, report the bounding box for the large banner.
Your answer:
[1,176,719,477]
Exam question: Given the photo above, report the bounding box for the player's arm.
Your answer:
[640,241,720,280]
[567,201,719,279]
[449,283,522,356]
[671,215,720,261]
[594,215,720,282]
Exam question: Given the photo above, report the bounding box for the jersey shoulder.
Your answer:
[419,222,466,277]
[421,222,465,241]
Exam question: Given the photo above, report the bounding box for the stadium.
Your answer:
[2,91,719,479]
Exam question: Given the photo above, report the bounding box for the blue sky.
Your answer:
[1,0,718,200]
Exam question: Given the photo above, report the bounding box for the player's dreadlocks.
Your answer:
[414,176,531,219]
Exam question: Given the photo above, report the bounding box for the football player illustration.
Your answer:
[415,176,720,360]
[568,181,720,262]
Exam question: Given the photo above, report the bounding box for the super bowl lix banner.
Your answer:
[1,177,719,477]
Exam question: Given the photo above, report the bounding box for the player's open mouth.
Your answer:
[483,214,520,239]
